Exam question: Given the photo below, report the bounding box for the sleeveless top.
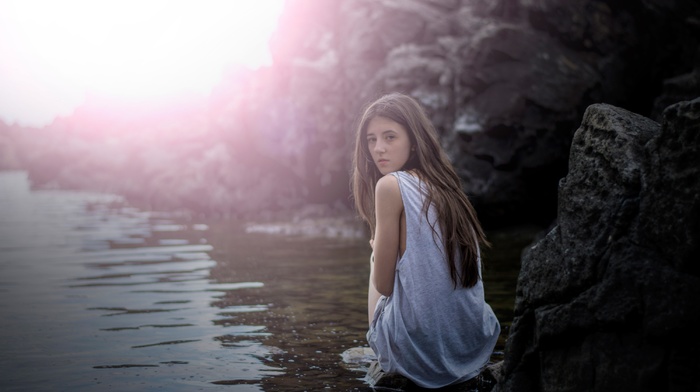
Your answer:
[367,171,500,388]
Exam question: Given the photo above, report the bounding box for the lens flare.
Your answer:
[0,0,285,125]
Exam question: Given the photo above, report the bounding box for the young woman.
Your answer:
[351,93,500,388]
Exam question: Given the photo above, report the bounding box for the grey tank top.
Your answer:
[367,171,500,388]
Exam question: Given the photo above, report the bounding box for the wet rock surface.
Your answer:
[494,98,700,391]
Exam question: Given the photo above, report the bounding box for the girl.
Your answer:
[351,93,500,388]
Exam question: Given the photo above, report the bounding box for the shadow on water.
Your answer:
[0,171,542,391]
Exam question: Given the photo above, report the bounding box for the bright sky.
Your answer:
[0,0,285,127]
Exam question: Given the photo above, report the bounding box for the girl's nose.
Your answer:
[373,141,385,153]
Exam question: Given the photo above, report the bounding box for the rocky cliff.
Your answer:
[262,0,700,224]
[494,98,700,391]
[3,0,699,224]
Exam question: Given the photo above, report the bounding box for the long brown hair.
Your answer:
[351,92,489,288]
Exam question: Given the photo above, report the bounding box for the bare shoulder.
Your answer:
[375,174,403,214]
[375,174,401,199]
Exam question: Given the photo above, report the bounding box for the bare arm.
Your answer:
[372,175,403,296]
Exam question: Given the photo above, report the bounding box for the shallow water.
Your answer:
[0,171,538,391]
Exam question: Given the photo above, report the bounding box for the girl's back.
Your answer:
[367,171,500,388]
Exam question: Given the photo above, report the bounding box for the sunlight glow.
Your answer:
[0,0,285,125]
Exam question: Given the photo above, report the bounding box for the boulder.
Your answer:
[495,98,700,391]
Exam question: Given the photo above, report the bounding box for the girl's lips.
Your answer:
[377,159,389,164]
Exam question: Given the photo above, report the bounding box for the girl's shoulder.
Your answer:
[375,174,403,205]
[390,171,432,201]
[391,170,422,181]
[391,171,429,190]
[377,173,400,186]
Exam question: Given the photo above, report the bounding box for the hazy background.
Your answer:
[1,0,698,227]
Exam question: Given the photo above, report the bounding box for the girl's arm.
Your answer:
[372,174,403,296]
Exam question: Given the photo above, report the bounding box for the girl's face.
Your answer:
[366,116,413,176]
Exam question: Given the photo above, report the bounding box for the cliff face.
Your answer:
[495,98,700,391]
[257,0,700,224]
[4,0,699,223]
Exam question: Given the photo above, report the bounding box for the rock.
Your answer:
[651,65,700,121]
[495,98,700,391]
[261,0,700,225]
[340,346,376,366]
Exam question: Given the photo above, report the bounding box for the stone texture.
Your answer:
[221,0,699,222]
[495,98,700,391]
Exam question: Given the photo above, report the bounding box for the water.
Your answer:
[0,171,536,391]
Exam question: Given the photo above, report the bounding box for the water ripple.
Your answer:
[132,339,202,349]
[0,171,279,391]
[100,323,195,331]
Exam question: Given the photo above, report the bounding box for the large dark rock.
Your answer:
[261,0,700,224]
[495,98,700,391]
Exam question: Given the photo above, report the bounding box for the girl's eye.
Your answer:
[367,137,376,144]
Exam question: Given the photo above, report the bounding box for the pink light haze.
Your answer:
[0,0,285,127]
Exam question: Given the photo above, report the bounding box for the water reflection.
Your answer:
[0,171,532,391]
[0,171,283,391]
